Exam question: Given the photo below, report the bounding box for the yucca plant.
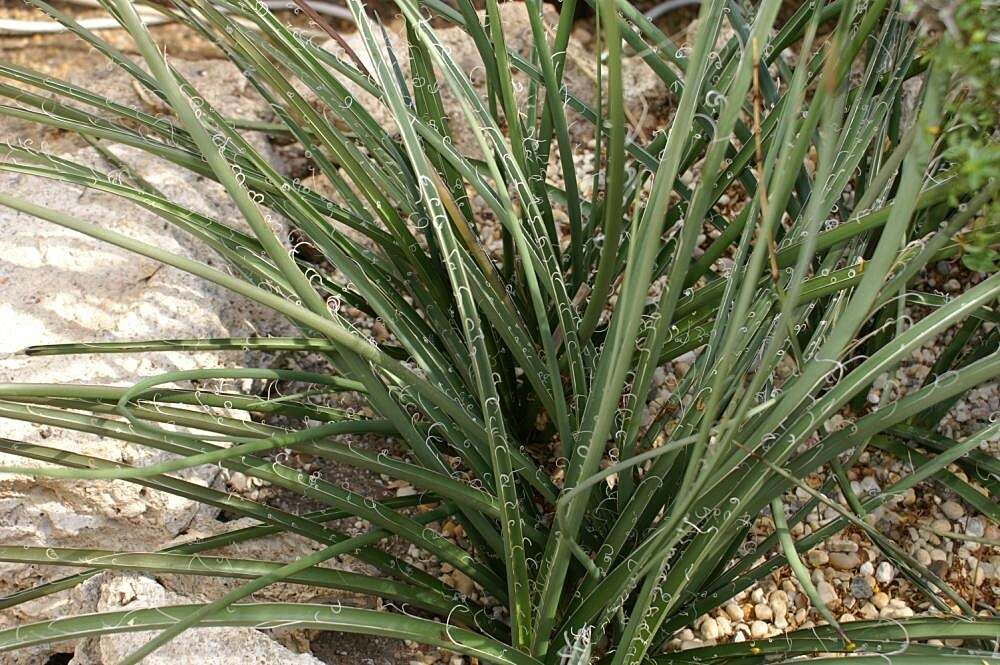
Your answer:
[0,0,997,662]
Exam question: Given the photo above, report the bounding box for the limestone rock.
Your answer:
[0,54,288,658]
[68,573,323,664]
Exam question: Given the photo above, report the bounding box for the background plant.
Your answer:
[0,0,997,663]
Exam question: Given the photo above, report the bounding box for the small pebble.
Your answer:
[882,605,914,619]
[750,621,768,639]
[807,549,829,566]
[829,552,861,571]
[850,576,873,599]
[872,591,890,609]
[930,560,949,578]
[830,540,859,553]
[931,518,952,533]
[941,501,965,520]
[700,617,720,640]
[754,603,773,622]
[966,517,985,538]
[875,561,895,585]
[450,571,476,596]
[724,603,744,622]
[859,602,878,620]
[817,580,838,606]
[858,476,880,496]
[228,471,249,492]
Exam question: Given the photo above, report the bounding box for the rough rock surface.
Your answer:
[67,572,323,665]
[0,57,295,661]
[157,515,364,607]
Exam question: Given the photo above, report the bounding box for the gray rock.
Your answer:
[929,560,949,579]
[850,576,873,599]
[858,476,881,497]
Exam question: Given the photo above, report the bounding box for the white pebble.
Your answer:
[754,603,773,622]
[770,598,788,620]
[700,617,720,640]
[725,603,744,622]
